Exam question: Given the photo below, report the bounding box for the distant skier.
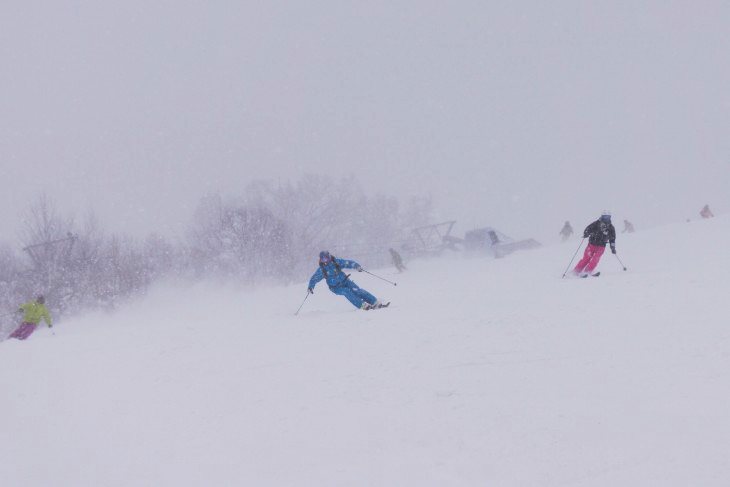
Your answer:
[622,219,635,233]
[573,212,616,277]
[559,221,574,241]
[8,295,53,340]
[308,251,386,310]
[700,204,714,219]
[389,248,406,272]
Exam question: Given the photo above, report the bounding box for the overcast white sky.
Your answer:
[1,1,728,244]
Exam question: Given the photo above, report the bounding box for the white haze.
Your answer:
[1,2,729,244]
[1,216,728,486]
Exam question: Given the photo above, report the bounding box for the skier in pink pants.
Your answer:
[9,295,53,340]
[574,212,616,277]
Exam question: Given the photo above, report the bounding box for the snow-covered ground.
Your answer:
[2,216,729,487]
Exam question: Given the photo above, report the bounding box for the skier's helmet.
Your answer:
[319,251,332,263]
[600,211,611,223]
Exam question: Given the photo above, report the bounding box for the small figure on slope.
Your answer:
[573,212,616,277]
[308,251,386,310]
[9,295,53,340]
[622,219,635,233]
[389,248,406,273]
[559,221,574,242]
[700,204,714,219]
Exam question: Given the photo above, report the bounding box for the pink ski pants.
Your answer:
[9,322,38,340]
[574,243,606,274]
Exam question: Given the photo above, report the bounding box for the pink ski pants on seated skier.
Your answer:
[9,322,38,340]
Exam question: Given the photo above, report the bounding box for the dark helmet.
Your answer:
[600,211,611,223]
[319,250,332,263]
[36,295,45,304]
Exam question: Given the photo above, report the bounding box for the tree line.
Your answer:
[0,174,433,338]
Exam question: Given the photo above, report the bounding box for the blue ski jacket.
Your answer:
[308,257,362,290]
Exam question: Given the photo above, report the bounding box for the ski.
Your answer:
[579,272,600,278]
[366,302,390,310]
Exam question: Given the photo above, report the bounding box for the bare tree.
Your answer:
[187,193,290,284]
[18,194,76,308]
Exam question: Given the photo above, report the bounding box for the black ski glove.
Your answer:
[610,244,616,254]
[307,288,314,294]
[356,266,363,272]
[583,232,589,238]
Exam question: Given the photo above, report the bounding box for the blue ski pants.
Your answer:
[330,280,377,309]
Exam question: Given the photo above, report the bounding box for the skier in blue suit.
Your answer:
[308,251,382,310]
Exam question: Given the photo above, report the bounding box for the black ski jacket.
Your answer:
[583,220,616,247]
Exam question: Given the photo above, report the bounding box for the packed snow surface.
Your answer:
[2,217,729,486]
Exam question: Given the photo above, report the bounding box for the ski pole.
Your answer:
[294,292,310,316]
[614,252,627,271]
[361,269,397,286]
[562,238,585,278]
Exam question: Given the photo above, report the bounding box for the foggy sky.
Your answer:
[2,1,728,246]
